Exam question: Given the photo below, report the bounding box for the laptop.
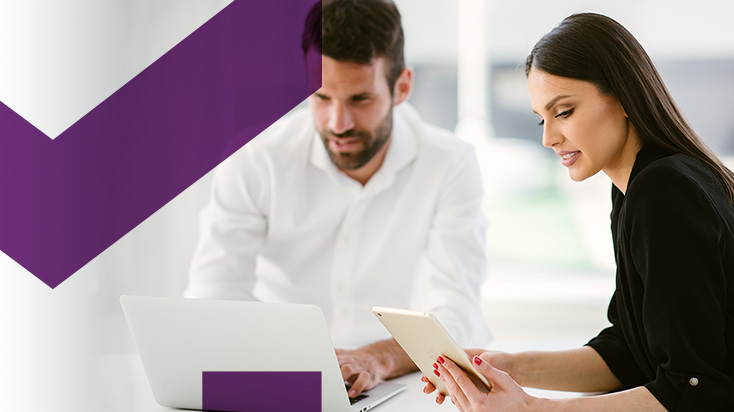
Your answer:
[120,295,405,412]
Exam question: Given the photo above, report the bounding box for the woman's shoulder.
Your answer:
[630,153,718,197]
[627,153,734,222]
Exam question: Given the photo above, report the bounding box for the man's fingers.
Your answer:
[334,347,387,398]
[340,362,356,382]
[347,371,371,398]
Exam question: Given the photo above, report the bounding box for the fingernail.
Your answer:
[474,356,482,366]
[438,356,445,364]
[433,362,438,369]
[433,369,440,377]
[348,389,356,397]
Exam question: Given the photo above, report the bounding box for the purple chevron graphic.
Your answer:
[0,0,320,288]
[203,371,321,412]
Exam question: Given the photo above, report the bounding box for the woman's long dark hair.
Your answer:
[526,13,734,204]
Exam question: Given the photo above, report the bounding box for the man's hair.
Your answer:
[302,0,405,93]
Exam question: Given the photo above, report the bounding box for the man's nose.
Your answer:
[328,103,355,135]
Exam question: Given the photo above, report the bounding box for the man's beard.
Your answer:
[319,109,393,171]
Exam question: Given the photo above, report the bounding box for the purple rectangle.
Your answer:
[202,371,321,412]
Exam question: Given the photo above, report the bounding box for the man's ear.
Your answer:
[392,67,414,106]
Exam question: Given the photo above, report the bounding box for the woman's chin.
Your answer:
[568,169,593,182]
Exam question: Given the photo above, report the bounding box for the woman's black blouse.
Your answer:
[587,146,734,411]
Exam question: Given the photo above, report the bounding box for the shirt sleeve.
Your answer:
[586,295,650,388]
[410,146,493,347]
[623,163,734,410]
[183,146,269,300]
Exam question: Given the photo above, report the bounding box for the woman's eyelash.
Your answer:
[555,108,574,118]
[537,108,574,126]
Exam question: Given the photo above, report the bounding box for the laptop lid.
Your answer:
[120,295,403,412]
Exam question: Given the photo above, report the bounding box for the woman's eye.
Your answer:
[555,108,574,119]
[537,108,573,126]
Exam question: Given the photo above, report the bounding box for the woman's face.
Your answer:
[527,67,641,191]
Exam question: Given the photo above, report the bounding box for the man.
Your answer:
[185,0,491,398]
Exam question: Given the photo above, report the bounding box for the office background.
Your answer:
[88,0,734,349]
[0,0,732,410]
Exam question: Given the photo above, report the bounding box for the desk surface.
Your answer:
[107,340,586,411]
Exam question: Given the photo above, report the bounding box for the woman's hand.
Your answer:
[465,349,515,376]
[430,353,538,412]
[422,349,516,404]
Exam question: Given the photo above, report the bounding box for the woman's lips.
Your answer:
[558,150,580,167]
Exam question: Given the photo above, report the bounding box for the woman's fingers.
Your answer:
[474,353,514,389]
[464,348,485,359]
[421,373,446,404]
[428,354,532,412]
[436,357,472,411]
[421,375,436,393]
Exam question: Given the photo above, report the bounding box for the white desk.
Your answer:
[103,341,586,412]
[362,370,585,411]
[101,353,445,411]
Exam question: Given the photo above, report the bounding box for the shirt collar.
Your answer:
[613,144,672,199]
[627,145,672,189]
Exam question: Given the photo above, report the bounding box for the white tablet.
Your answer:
[372,306,490,396]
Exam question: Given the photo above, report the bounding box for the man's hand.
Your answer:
[335,339,417,398]
[336,348,383,398]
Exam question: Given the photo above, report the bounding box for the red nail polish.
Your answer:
[474,356,482,366]
[433,369,440,377]
[433,363,438,369]
[438,356,445,364]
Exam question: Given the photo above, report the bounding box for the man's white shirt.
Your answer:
[185,103,492,348]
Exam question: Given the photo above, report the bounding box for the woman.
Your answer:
[423,13,734,411]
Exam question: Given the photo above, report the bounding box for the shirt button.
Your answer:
[689,377,699,387]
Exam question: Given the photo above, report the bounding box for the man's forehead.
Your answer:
[317,55,390,93]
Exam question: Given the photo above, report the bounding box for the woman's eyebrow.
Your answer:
[545,94,572,111]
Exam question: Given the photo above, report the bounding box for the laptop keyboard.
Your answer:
[349,394,369,405]
[345,384,369,405]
